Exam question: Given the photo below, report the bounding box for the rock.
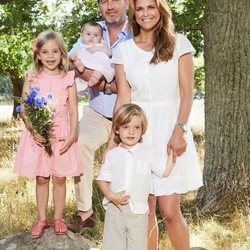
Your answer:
[0,228,99,250]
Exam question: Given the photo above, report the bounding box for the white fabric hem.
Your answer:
[153,183,203,197]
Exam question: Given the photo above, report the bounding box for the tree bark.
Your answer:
[10,72,23,119]
[0,0,13,4]
[196,0,250,214]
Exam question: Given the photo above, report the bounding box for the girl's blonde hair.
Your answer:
[128,0,175,64]
[113,103,148,144]
[33,30,69,73]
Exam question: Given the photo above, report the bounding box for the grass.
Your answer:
[0,121,249,249]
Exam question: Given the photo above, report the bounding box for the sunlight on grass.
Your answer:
[0,120,22,169]
[0,168,15,193]
[189,212,250,250]
[0,121,249,250]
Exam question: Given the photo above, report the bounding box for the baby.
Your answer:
[70,21,114,91]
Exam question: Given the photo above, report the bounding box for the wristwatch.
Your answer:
[103,81,112,95]
[175,121,188,133]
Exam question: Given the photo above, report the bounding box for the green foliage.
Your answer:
[0,75,12,100]
[194,65,205,93]
[0,0,100,80]
[169,0,205,55]
[0,32,32,78]
[193,54,205,95]
[0,0,50,78]
[59,0,100,50]
[0,0,205,95]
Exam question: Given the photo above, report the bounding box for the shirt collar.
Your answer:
[99,17,130,36]
[118,143,142,153]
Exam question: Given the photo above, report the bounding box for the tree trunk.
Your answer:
[10,73,23,119]
[196,0,250,214]
[0,0,13,4]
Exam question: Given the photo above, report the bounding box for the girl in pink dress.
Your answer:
[14,30,82,239]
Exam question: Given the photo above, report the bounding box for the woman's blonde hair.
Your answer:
[113,103,148,144]
[33,30,69,73]
[128,0,175,64]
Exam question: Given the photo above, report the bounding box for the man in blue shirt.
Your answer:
[68,0,132,233]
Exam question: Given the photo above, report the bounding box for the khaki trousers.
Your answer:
[75,106,112,211]
[102,203,148,250]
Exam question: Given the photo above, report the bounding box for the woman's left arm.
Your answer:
[167,53,194,163]
[59,83,78,154]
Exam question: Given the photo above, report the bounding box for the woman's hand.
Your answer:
[167,126,187,163]
[59,135,76,155]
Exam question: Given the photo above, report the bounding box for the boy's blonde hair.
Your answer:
[33,30,69,73]
[113,103,148,144]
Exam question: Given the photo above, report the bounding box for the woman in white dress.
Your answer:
[109,0,203,249]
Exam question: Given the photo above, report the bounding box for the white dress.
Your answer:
[112,34,203,196]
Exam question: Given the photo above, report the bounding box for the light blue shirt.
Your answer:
[69,19,132,118]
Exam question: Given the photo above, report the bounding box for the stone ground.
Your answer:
[0,100,204,129]
[0,228,98,250]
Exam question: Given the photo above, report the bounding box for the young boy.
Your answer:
[97,103,174,250]
[69,21,114,92]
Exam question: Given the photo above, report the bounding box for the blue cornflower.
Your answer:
[29,86,40,97]
[34,96,47,108]
[16,105,22,113]
[40,96,48,107]
[46,92,53,99]
[24,96,34,104]
[15,85,53,156]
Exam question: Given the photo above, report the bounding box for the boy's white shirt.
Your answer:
[97,143,168,214]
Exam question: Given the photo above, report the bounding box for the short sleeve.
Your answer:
[175,34,196,58]
[64,70,75,87]
[111,45,124,65]
[96,153,112,182]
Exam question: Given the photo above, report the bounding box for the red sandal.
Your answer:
[30,220,50,239]
[53,218,68,236]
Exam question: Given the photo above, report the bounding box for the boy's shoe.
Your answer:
[67,213,96,233]
[30,220,50,239]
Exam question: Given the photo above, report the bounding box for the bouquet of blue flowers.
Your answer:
[15,86,54,156]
